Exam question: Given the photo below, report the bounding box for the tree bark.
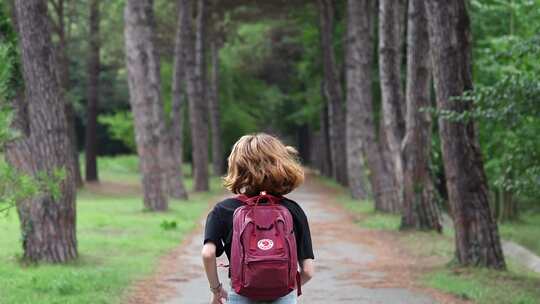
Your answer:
[378,0,405,206]
[400,0,441,232]
[378,119,401,213]
[498,189,518,222]
[6,0,77,263]
[345,0,371,200]
[318,101,332,177]
[209,38,224,176]
[181,0,209,192]
[124,0,168,211]
[426,0,505,269]
[85,0,100,182]
[49,0,84,188]
[167,0,190,200]
[318,0,348,186]
[343,0,397,211]
[296,124,311,165]
[195,0,210,188]
[163,131,188,199]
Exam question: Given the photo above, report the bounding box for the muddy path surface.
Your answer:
[125,177,466,304]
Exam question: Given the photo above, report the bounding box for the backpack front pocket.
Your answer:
[243,258,290,289]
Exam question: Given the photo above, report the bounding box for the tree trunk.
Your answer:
[163,131,188,199]
[195,0,210,189]
[65,103,83,188]
[378,0,405,204]
[344,0,397,211]
[124,0,168,211]
[400,0,441,232]
[85,0,100,182]
[296,124,311,164]
[345,0,371,200]
[50,0,84,188]
[181,0,209,192]
[167,0,190,200]
[6,0,77,263]
[492,189,500,220]
[499,189,518,222]
[426,0,505,269]
[371,129,398,213]
[209,38,224,176]
[376,105,401,213]
[318,101,332,177]
[318,0,348,186]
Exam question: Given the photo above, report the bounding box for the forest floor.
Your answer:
[123,175,471,304]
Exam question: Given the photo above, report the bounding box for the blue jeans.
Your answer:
[227,290,297,304]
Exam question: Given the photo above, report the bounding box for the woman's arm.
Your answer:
[202,243,227,304]
[300,258,315,285]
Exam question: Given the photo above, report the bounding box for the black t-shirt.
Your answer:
[203,197,315,263]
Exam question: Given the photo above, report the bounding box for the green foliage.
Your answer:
[35,168,67,202]
[1,164,68,214]
[98,111,136,152]
[288,6,324,129]
[217,9,329,150]
[160,220,177,230]
[0,3,21,103]
[0,43,17,101]
[470,2,540,204]
[0,104,17,144]
[220,22,275,74]
[471,72,540,198]
[0,1,21,148]
[218,22,279,148]
[471,0,540,48]
[432,34,540,200]
[421,0,540,207]
[0,162,37,213]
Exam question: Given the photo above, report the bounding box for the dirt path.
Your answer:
[125,177,464,304]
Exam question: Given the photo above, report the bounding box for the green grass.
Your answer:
[500,212,540,256]
[0,155,224,304]
[85,154,194,186]
[316,175,401,230]
[424,268,540,304]
[400,228,540,304]
[314,174,540,304]
[402,215,540,304]
[338,195,402,230]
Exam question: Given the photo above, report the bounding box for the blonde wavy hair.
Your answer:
[223,133,304,196]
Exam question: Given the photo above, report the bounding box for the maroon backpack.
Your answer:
[230,192,301,301]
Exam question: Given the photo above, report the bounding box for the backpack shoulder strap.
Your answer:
[235,192,283,206]
[235,194,250,204]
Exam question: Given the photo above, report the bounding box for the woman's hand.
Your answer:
[202,243,227,303]
[210,285,228,304]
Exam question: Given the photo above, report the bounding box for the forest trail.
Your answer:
[125,176,464,304]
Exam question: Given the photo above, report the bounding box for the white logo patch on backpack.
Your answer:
[257,239,274,250]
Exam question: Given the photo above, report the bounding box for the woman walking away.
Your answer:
[202,133,315,304]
